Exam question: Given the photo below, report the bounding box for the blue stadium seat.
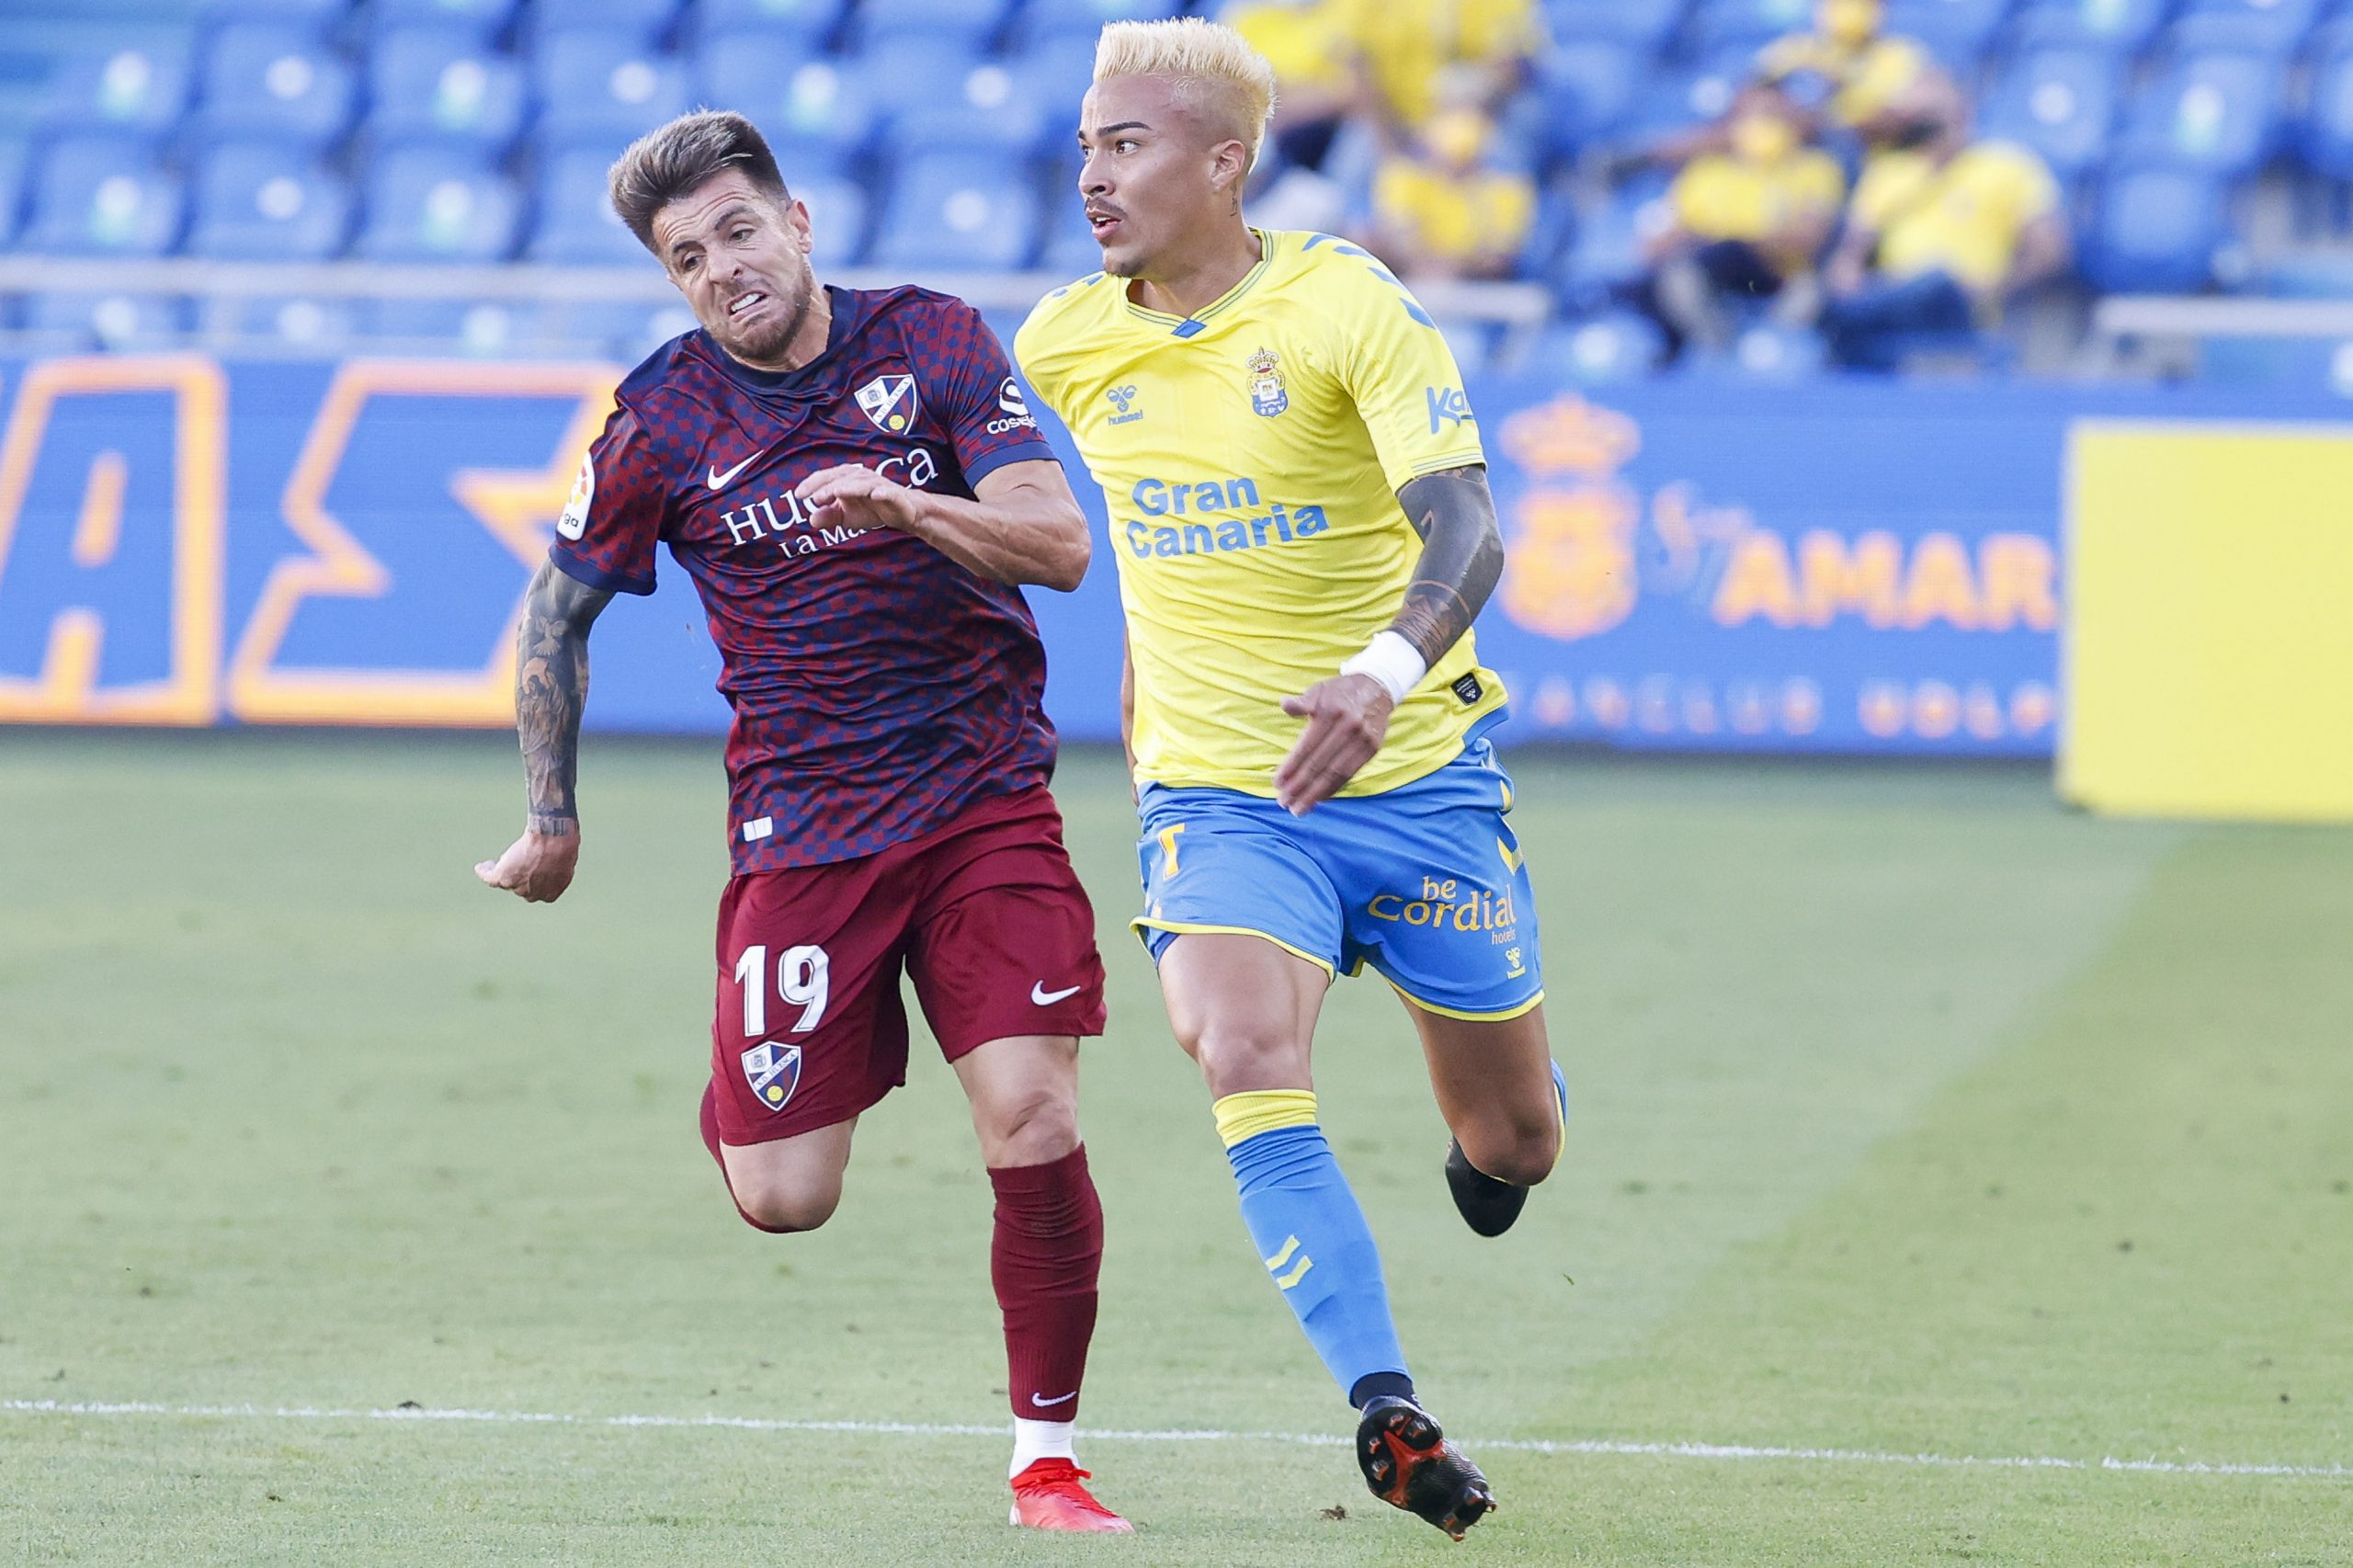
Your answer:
[843,34,992,128]
[2084,163,2229,291]
[24,140,183,256]
[1981,49,2119,177]
[192,24,357,148]
[1884,0,2010,65]
[39,41,192,141]
[2173,0,2323,51]
[1534,40,1641,157]
[522,0,680,48]
[1009,33,1099,122]
[698,40,881,153]
[2117,52,2281,174]
[1622,60,1744,147]
[369,0,520,45]
[526,149,643,263]
[540,298,676,355]
[895,60,1054,153]
[1548,184,1662,309]
[1523,311,1665,382]
[0,140,28,247]
[695,0,841,47]
[1689,0,1815,53]
[2006,0,2168,56]
[858,0,1007,48]
[533,29,693,154]
[871,150,1040,269]
[1036,188,1101,277]
[2161,9,2315,59]
[205,0,347,24]
[2302,35,2353,177]
[188,143,349,258]
[365,297,540,352]
[796,173,870,266]
[25,290,187,349]
[219,294,361,353]
[368,28,528,150]
[355,147,520,260]
[1021,0,1182,45]
[1541,0,1683,50]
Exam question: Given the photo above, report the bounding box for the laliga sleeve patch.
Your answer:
[555,453,594,540]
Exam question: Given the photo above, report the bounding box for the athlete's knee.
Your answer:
[723,1167,844,1233]
[1181,1018,1311,1100]
[1459,1113,1560,1187]
[977,1084,1080,1167]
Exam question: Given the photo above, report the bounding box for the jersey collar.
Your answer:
[1122,230,1278,337]
[697,285,864,400]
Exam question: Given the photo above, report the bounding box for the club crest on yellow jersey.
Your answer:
[1246,347,1288,417]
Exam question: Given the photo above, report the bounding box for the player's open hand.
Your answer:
[797,464,922,536]
[474,828,581,903]
[1274,674,1394,815]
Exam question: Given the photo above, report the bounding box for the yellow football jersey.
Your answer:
[1015,229,1506,798]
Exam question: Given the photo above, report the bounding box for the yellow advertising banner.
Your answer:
[2062,421,2353,822]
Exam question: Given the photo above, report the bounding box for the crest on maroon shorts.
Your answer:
[741,1040,802,1112]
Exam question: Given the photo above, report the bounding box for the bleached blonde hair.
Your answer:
[1093,17,1279,166]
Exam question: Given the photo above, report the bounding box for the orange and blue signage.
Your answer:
[0,355,2338,756]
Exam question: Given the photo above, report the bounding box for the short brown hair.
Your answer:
[608,109,790,251]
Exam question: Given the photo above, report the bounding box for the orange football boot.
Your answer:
[1008,1458,1134,1532]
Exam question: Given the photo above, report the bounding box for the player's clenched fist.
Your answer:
[474,828,581,903]
[796,463,922,536]
[1273,674,1395,816]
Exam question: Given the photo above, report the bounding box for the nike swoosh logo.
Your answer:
[1030,1391,1077,1408]
[706,453,758,490]
[1031,982,1083,1006]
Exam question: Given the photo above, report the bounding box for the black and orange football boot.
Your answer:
[1356,1395,1495,1540]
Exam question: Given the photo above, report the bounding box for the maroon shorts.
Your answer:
[707,785,1107,1146]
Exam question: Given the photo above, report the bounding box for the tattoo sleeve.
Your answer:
[1390,464,1506,669]
[514,558,614,835]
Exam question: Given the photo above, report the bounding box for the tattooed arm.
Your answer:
[474,558,616,903]
[1271,463,1503,814]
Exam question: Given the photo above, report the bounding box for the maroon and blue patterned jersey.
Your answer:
[549,285,1062,872]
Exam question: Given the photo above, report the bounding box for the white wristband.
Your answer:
[1339,631,1428,706]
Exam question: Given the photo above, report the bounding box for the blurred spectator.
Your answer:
[1366,103,1535,282]
[1638,85,1844,358]
[1819,73,2071,370]
[1756,0,1929,143]
[1352,0,1544,141]
[1226,0,1367,171]
[1225,0,1372,230]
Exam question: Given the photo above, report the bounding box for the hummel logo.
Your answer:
[1031,981,1083,1006]
[1030,1391,1077,1408]
[706,453,758,490]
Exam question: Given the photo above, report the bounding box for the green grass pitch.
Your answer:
[2,733,2348,1566]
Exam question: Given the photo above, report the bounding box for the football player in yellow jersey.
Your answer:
[1016,17,1565,1540]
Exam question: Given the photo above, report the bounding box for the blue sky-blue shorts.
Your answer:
[1134,736,1544,1020]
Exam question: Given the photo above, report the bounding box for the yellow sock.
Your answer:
[1211,1088,1318,1149]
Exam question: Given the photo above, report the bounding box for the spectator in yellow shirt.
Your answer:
[1224,0,1368,173]
[1638,84,1845,358]
[1352,0,1545,141]
[1367,105,1536,281]
[1819,73,2072,370]
[1756,0,1930,142]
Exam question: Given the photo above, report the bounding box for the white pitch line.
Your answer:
[4,1399,2347,1483]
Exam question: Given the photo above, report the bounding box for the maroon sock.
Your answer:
[700,1082,798,1234]
[989,1145,1104,1425]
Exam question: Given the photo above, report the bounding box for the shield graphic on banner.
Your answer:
[740,1041,802,1113]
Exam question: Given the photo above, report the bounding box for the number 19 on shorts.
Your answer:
[733,943,831,1037]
